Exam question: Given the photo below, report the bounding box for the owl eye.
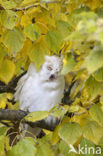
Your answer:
[47,66,53,71]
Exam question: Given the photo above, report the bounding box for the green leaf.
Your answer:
[24,111,49,122]
[83,121,103,144]
[61,53,76,74]
[93,67,103,82]
[28,37,49,71]
[99,137,103,147]
[45,31,62,52]
[0,126,8,136]
[0,44,4,64]
[7,137,36,156]
[85,75,101,99]
[50,106,68,119]
[77,19,97,33]
[1,1,17,9]
[68,105,80,113]
[0,10,18,29]
[56,20,71,39]
[28,44,45,71]
[100,96,103,105]
[80,137,95,156]
[24,24,41,41]
[99,30,103,44]
[0,136,10,156]
[59,140,76,156]
[2,28,25,55]
[65,31,87,42]
[36,138,54,156]
[89,104,103,126]
[58,122,82,145]
[84,47,103,73]
[0,60,15,84]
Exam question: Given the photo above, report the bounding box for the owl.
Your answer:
[14,55,65,126]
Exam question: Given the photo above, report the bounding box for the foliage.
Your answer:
[1,0,103,155]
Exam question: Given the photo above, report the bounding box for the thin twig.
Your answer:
[73,104,93,116]
[43,0,60,4]
[12,1,60,12]
[74,111,87,116]
[13,4,39,11]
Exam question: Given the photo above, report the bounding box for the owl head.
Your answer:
[39,55,63,81]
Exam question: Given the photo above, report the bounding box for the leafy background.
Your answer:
[0,0,103,155]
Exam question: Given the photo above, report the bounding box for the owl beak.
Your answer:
[49,74,56,81]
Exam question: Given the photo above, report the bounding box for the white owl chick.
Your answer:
[14,55,65,125]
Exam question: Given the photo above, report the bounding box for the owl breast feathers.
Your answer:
[14,55,65,112]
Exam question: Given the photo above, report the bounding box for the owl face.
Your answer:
[39,55,63,81]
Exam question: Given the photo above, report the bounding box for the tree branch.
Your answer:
[62,77,76,105]
[0,109,28,121]
[0,109,58,131]
[0,71,26,94]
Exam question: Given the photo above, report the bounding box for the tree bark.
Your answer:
[0,109,58,131]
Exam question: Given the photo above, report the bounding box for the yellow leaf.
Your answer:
[21,0,37,5]
[100,96,103,105]
[83,121,103,144]
[0,44,4,65]
[0,60,15,84]
[70,113,89,127]
[61,53,76,74]
[85,0,101,10]
[34,8,55,33]
[0,97,6,109]
[51,125,60,145]
[85,75,101,100]
[27,6,40,15]
[0,136,9,156]
[20,14,31,27]
[1,1,17,9]
[24,111,49,122]
[20,39,32,58]
[68,105,80,113]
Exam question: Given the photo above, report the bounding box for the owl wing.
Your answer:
[14,63,37,101]
[14,73,29,101]
[27,63,37,77]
